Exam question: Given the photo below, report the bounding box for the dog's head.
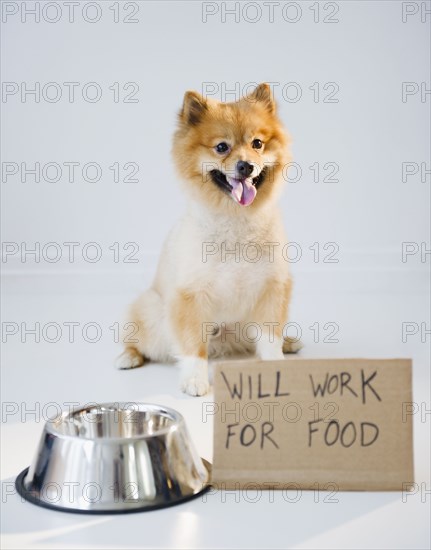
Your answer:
[172,84,290,213]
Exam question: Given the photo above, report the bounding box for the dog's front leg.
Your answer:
[253,278,292,361]
[170,289,211,396]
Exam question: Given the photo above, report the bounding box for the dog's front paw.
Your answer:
[115,348,145,370]
[179,357,210,396]
[181,375,210,396]
[257,337,285,360]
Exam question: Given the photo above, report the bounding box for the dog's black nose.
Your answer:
[236,160,254,178]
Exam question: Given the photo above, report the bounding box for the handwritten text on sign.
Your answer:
[211,359,413,490]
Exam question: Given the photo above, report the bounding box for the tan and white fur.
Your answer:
[115,83,300,396]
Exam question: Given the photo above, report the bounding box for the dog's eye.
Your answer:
[215,142,230,154]
[252,139,263,149]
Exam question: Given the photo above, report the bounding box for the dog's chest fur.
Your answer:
[159,202,288,321]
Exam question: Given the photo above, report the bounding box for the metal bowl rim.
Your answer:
[45,402,186,441]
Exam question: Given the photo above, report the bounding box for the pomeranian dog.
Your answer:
[115,83,300,396]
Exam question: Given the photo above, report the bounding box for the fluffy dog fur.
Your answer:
[115,83,300,396]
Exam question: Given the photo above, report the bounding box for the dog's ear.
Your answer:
[248,83,275,113]
[181,91,208,125]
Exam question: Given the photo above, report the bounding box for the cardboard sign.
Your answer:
[212,358,414,491]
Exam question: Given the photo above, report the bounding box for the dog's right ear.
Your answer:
[248,83,276,114]
[180,91,208,126]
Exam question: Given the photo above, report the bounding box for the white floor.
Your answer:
[1,272,430,549]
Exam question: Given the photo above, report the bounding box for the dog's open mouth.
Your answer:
[210,168,267,206]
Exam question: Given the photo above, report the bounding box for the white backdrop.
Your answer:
[1,0,430,293]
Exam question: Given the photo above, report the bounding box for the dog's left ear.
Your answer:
[248,83,276,113]
[181,91,208,126]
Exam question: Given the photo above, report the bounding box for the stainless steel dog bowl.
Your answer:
[16,403,211,514]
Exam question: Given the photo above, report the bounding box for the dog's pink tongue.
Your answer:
[229,178,257,206]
